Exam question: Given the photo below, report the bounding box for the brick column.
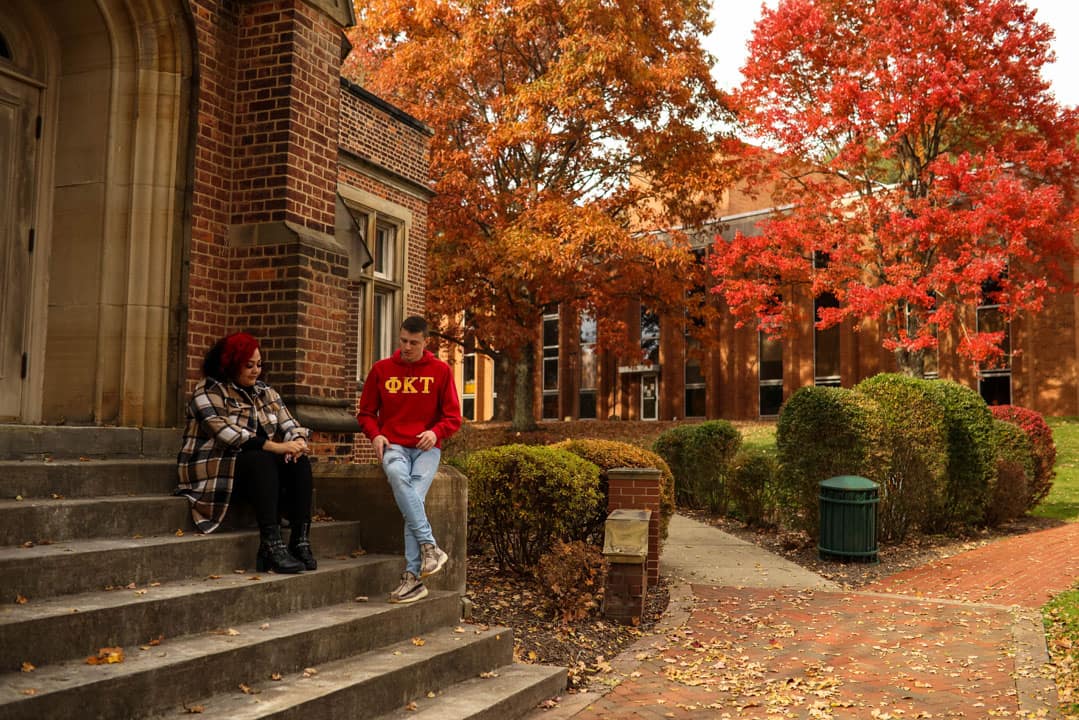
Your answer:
[607,467,662,585]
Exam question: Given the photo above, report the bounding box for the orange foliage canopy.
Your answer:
[348,0,733,422]
[713,0,1079,373]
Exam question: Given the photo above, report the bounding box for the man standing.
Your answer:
[357,316,462,603]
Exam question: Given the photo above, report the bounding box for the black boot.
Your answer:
[289,522,317,570]
[256,524,304,574]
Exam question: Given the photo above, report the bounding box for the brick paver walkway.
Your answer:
[866,522,1079,608]
[563,522,1077,719]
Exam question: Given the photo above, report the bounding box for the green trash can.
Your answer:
[818,475,879,563]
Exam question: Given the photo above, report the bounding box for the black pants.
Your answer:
[233,451,313,528]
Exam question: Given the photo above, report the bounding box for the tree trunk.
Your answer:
[492,354,515,422]
[511,345,537,432]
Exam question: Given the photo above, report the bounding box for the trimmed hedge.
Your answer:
[551,438,675,540]
[652,420,742,513]
[461,444,602,573]
[775,386,888,538]
[990,405,1056,509]
[986,419,1036,526]
[925,380,996,530]
[853,374,948,542]
[727,448,780,527]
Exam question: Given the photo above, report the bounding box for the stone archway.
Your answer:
[0,0,194,426]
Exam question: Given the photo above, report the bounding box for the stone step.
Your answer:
[0,554,403,670]
[0,425,180,460]
[0,495,191,546]
[0,521,364,601]
[371,663,567,720]
[148,622,517,719]
[0,458,177,500]
[0,592,465,720]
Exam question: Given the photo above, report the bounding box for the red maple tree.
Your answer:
[348,0,732,428]
[712,0,1079,374]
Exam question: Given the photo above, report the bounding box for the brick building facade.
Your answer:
[462,196,1079,424]
[0,0,431,458]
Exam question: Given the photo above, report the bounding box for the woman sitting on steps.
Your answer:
[176,332,316,574]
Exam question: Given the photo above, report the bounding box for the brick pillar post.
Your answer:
[607,467,661,585]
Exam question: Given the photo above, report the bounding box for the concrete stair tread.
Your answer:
[372,663,568,720]
[0,457,178,499]
[0,521,360,561]
[160,623,515,719]
[0,591,464,717]
[0,554,394,627]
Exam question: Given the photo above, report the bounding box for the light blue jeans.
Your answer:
[382,444,441,577]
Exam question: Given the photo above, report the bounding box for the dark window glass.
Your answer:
[814,293,841,383]
[579,391,597,420]
[979,374,1011,406]
[543,317,559,347]
[760,334,783,382]
[542,393,559,419]
[760,383,784,416]
[685,387,706,417]
[462,397,475,421]
[641,308,660,365]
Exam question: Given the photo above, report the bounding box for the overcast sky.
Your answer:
[704,0,1079,108]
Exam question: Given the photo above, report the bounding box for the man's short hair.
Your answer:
[401,316,429,336]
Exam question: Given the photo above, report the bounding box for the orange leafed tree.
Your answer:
[347,0,733,428]
[712,0,1079,376]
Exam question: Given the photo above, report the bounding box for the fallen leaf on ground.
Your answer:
[20,661,34,672]
[86,647,124,665]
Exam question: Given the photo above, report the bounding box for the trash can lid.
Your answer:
[820,475,879,490]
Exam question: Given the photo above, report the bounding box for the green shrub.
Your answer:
[775,386,888,538]
[535,540,608,623]
[925,380,996,530]
[462,444,602,573]
[853,373,948,542]
[990,405,1057,509]
[727,448,779,527]
[551,439,675,540]
[652,420,742,514]
[986,419,1036,526]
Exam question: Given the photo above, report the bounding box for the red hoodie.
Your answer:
[356,349,462,448]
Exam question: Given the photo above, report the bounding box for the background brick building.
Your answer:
[0,0,431,459]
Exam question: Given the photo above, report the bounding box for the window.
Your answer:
[542,305,559,419]
[462,353,477,421]
[685,332,706,418]
[905,302,939,378]
[814,293,841,386]
[759,332,784,416]
[641,307,660,365]
[337,189,403,380]
[977,279,1011,405]
[579,313,597,419]
[641,374,658,421]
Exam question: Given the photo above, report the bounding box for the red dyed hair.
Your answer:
[220,332,259,379]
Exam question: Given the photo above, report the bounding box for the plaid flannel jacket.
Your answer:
[175,378,310,533]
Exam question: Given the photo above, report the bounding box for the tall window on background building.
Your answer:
[579,313,597,419]
[542,305,559,419]
[906,303,939,379]
[759,332,784,416]
[813,292,841,387]
[977,278,1011,405]
[461,352,476,421]
[641,307,660,366]
[685,330,706,418]
[337,192,401,382]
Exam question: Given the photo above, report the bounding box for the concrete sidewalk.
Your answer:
[530,513,1067,719]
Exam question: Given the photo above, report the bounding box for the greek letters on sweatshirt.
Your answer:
[356,349,463,448]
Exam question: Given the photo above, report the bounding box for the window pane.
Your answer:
[580,344,596,390]
[641,309,659,365]
[542,393,559,419]
[579,390,597,419]
[685,387,706,417]
[814,294,840,382]
[641,375,657,420]
[580,313,596,344]
[375,223,396,277]
[543,357,558,390]
[543,317,559,347]
[462,397,475,421]
[979,373,1011,406]
[760,383,783,416]
[760,334,783,381]
[977,307,1011,370]
[374,291,395,361]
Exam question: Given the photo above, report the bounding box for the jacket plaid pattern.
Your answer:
[176,378,310,533]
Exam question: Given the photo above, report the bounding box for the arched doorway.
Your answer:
[0,0,194,426]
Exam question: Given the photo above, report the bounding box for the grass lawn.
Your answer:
[1033,417,1079,523]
